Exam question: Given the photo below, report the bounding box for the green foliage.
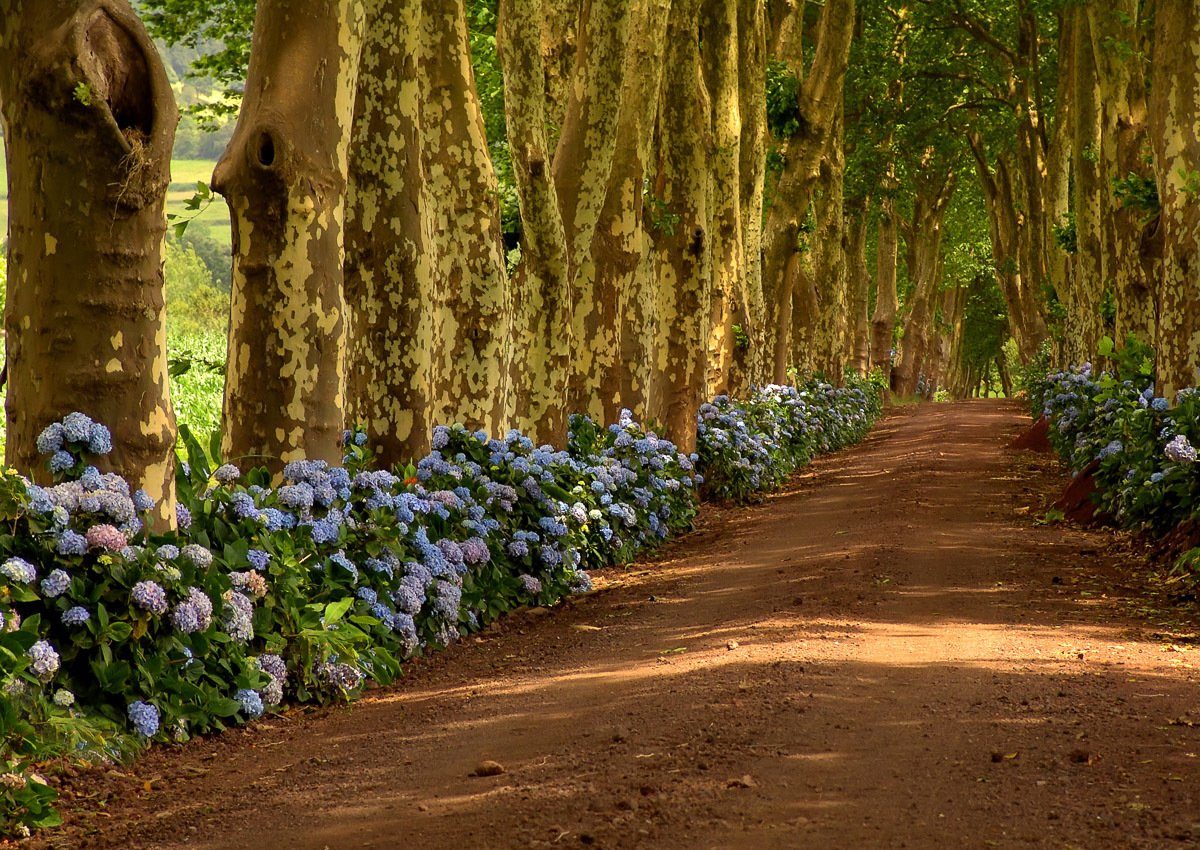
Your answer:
[167,181,216,239]
[140,0,254,126]
[71,83,94,107]
[1112,172,1160,218]
[765,60,802,138]
[1052,214,1078,254]
[645,191,681,236]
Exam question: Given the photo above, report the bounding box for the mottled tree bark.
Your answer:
[420,0,513,435]
[760,0,855,385]
[344,0,437,463]
[1090,1,1156,347]
[1068,8,1105,364]
[555,0,634,420]
[0,0,178,524]
[701,0,742,399]
[735,0,767,391]
[870,190,900,376]
[595,0,672,423]
[845,201,872,376]
[651,0,711,451]
[213,0,367,469]
[809,109,847,382]
[500,0,573,443]
[1150,0,1200,398]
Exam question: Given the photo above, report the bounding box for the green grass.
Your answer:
[0,156,228,248]
[166,158,230,245]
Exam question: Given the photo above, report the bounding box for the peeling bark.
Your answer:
[344,0,437,463]
[651,0,711,452]
[0,0,178,524]
[846,201,872,376]
[701,0,742,399]
[760,0,855,385]
[421,0,513,435]
[1149,0,1200,397]
[213,0,367,470]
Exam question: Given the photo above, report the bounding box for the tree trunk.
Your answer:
[1150,0,1200,398]
[1,0,179,525]
[1068,7,1105,364]
[556,0,634,420]
[701,0,741,399]
[213,0,366,470]
[343,0,436,464]
[594,0,672,423]
[651,0,711,451]
[870,190,900,374]
[499,0,573,443]
[1090,1,1155,347]
[736,0,767,391]
[809,109,847,382]
[846,201,872,375]
[760,0,855,386]
[421,0,512,435]
[893,172,955,396]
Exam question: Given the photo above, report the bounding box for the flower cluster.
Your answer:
[697,374,885,502]
[1032,363,1200,533]
[0,386,883,837]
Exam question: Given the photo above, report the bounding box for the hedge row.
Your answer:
[1031,362,1200,535]
[0,374,883,836]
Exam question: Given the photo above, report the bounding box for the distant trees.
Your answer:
[4,0,1200,489]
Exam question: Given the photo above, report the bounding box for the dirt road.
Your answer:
[41,401,1200,849]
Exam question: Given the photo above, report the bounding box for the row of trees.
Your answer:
[1,0,1199,526]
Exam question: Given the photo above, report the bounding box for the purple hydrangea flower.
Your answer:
[171,587,213,634]
[131,580,169,615]
[62,606,90,627]
[1166,434,1198,464]
[40,569,70,598]
[27,640,60,681]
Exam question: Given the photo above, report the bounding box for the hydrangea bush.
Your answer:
[1031,359,1200,534]
[0,381,883,836]
[697,374,885,502]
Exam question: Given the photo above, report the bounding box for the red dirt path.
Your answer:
[33,400,1200,849]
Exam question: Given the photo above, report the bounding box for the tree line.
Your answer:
[0,0,1198,526]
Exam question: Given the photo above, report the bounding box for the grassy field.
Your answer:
[167,158,230,246]
[0,156,229,248]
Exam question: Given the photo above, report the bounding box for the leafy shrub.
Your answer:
[0,378,883,837]
[1032,349,1200,534]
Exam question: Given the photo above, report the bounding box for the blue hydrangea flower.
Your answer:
[87,423,113,455]
[49,450,75,473]
[36,423,66,455]
[62,606,90,627]
[127,700,160,737]
[62,412,95,443]
[40,569,70,598]
[235,688,264,719]
[247,549,271,571]
[1,557,37,584]
[176,503,192,529]
[57,530,88,556]
[132,489,155,512]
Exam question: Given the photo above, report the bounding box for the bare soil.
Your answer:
[32,400,1200,849]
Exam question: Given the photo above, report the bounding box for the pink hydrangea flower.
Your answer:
[85,523,128,552]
